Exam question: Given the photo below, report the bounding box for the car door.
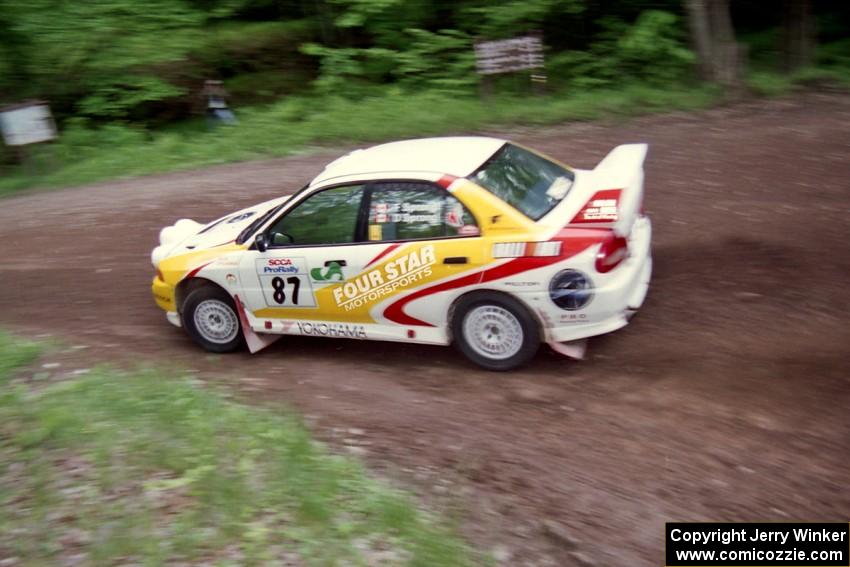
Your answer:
[238,180,487,333]
[346,180,488,328]
[238,184,369,328]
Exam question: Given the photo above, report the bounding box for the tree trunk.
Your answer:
[708,0,742,89]
[684,0,744,93]
[783,0,815,72]
[685,0,714,81]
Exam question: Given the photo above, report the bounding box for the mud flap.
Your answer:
[548,339,587,360]
[234,294,281,354]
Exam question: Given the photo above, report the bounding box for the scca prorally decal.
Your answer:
[260,257,299,274]
[332,244,436,312]
[296,321,366,339]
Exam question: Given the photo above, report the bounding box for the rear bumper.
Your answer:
[546,216,652,343]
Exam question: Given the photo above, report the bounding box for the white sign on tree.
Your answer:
[474,36,544,75]
[0,102,57,146]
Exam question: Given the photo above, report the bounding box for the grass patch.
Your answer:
[747,65,850,97]
[0,334,475,566]
[0,82,721,196]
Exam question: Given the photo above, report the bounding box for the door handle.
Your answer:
[325,259,347,266]
[443,256,468,265]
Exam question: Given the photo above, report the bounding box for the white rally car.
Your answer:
[151,137,651,370]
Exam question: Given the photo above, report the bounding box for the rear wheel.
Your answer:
[182,286,244,353]
[452,292,539,371]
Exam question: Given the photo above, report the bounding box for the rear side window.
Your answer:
[367,182,478,242]
[471,144,574,220]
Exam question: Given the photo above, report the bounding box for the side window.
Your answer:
[268,185,364,246]
[368,182,479,242]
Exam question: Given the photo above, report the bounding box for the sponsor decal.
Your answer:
[384,233,607,326]
[504,281,538,287]
[571,189,622,223]
[403,201,440,221]
[583,199,618,220]
[559,313,588,323]
[370,201,441,224]
[332,245,436,312]
[549,269,593,310]
[369,224,382,241]
[310,261,345,282]
[260,257,300,274]
[213,256,240,267]
[445,202,465,228]
[296,321,367,339]
[458,224,480,236]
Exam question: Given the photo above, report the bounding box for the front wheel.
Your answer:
[451,292,540,371]
[182,286,244,353]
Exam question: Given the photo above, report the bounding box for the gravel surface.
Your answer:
[1,91,849,565]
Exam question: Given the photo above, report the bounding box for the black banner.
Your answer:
[666,523,849,566]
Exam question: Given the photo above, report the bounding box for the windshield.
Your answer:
[470,144,574,220]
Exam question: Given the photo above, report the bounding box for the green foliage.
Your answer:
[303,27,476,95]
[617,10,695,81]
[0,333,476,565]
[78,77,187,119]
[1,0,206,115]
[548,10,694,89]
[0,332,41,380]
[464,0,586,39]
[0,2,313,121]
[0,82,721,195]
[301,43,399,94]
[329,0,432,46]
[817,38,850,70]
[747,71,795,97]
[394,29,477,92]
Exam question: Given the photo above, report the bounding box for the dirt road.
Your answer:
[2,92,849,565]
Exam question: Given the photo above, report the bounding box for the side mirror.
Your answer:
[255,233,268,252]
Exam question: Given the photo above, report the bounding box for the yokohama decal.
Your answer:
[383,231,609,326]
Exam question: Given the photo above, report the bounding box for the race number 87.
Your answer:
[271,276,300,305]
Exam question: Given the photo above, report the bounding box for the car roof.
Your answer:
[310,136,506,187]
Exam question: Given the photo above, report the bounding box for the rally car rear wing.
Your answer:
[568,143,648,236]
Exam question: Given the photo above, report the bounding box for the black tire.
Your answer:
[451,292,540,371]
[181,286,244,353]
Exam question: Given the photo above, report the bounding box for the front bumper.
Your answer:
[152,276,176,312]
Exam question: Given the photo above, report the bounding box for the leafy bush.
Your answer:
[302,28,476,96]
[548,10,695,89]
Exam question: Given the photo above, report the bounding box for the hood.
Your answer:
[151,195,291,267]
